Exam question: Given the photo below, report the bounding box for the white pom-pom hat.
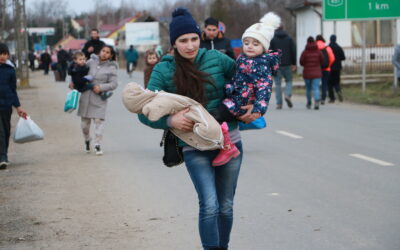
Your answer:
[242,12,281,51]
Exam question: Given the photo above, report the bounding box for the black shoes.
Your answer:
[94,145,103,155]
[338,92,344,102]
[306,102,311,109]
[0,161,9,170]
[285,96,293,108]
[314,101,320,110]
[85,141,90,153]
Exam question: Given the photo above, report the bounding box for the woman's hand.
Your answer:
[93,85,101,94]
[170,108,194,132]
[69,82,74,89]
[237,104,257,124]
[16,107,28,119]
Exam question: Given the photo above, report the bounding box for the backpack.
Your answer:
[321,47,329,69]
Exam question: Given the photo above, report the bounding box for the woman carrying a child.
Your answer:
[136,8,280,250]
[71,45,118,155]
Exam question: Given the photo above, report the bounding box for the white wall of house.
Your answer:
[295,8,321,67]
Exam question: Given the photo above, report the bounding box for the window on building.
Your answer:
[352,20,393,46]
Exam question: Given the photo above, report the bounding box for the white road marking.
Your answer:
[275,130,303,139]
[269,193,279,196]
[349,154,394,166]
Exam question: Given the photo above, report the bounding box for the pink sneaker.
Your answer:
[212,122,240,167]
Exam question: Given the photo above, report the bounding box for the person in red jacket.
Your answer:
[300,37,323,110]
[316,35,335,105]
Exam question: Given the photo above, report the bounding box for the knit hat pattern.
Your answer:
[169,8,201,45]
[242,12,281,51]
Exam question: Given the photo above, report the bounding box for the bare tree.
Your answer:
[27,0,68,26]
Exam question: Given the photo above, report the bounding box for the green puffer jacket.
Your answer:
[138,48,237,145]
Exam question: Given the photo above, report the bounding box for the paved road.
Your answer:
[85,69,399,250]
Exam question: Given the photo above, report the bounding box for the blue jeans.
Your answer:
[274,66,293,105]
[321,71,330,101]
[304,78,321,104]
[184,142,243,250]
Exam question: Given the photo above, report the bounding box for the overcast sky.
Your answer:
[26,0,177,15]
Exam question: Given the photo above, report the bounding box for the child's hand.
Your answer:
[251,112,262,120]
[93,85,101,94]
[237,104,254,124]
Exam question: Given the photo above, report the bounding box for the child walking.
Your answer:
[68,52,112,100]
[212,12,281,166]
[0,43,28,169]
[143,49,160,88]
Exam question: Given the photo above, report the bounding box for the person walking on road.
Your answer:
[200,17,235,59]
[40,50,51,75]
[392,44,400,83]
[269,26,296,109]
[57,45,70,81]
[28,51,36,71]
[124,45,139,78]
[82,29,105,59]
[73,45,118,155]
[316,35,335,105]
[300,37,323,110]
[328,35,345,103]
[0,43,28,170]
[138,8,258,250]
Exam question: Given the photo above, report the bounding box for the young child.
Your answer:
[68,51,112,100]
[212,12,281,166]
[0,43,28,169]
[143,49,160,89]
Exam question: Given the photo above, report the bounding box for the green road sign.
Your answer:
[324,0,400,20]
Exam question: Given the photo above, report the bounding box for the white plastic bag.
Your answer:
[13,116,44,144]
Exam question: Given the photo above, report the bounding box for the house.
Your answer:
[287,0,400,73]
[53,35,87,51]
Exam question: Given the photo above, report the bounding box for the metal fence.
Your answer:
[342,46,395,74]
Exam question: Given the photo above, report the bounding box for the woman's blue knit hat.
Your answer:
[169,8,201,45]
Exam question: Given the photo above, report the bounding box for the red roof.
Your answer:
[100,24,118,32]
[63,39,87,50]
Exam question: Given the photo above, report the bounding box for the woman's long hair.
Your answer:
[173,48,214,106]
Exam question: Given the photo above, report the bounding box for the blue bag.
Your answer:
[64,90,80,113]
[239,116,267,131]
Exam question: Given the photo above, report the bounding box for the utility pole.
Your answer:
[0,0,6,41]
[13,0,29,87]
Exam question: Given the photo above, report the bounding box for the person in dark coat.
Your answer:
[40,50,52,75]
[124,45,139,77]
[269,26,296,109]
[300,37,323,110]
[200,17,235,59]
[328,34,346,103]
[0,43,28,169]
[28,51,36,71]
[57,45,70,81]
[82,29,105,59]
